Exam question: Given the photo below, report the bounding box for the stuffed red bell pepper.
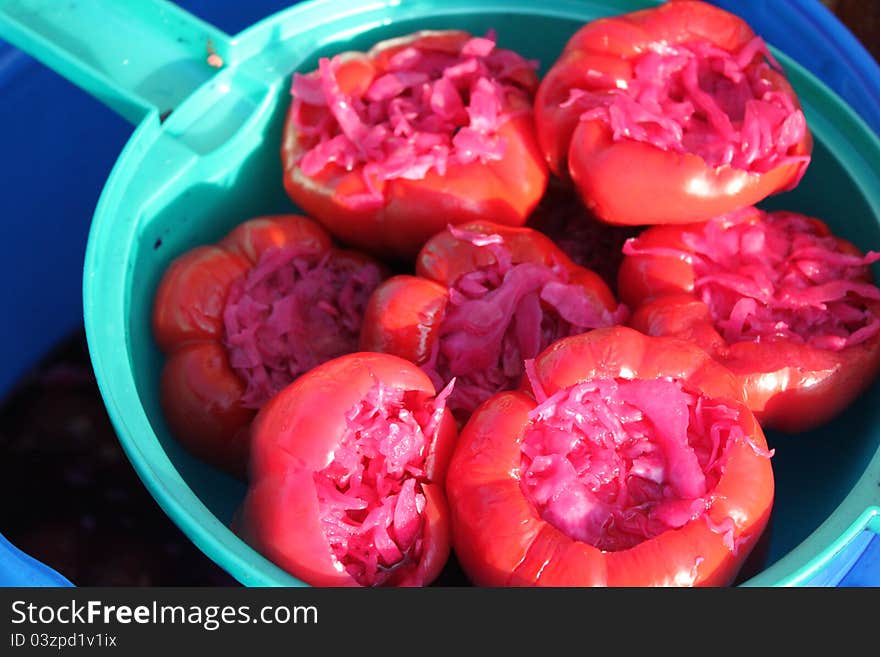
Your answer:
[152,215,386,477]
[282,29,549,260]
[360,221,628,419]
[618,207,880,432]
[446,326,775,587]
[534,0,812,226]
[236,352,457,587]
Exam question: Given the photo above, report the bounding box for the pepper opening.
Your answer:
[520,376,770,552]
[422,227,627,417]
[625,211,880,350]
[567,37,808,172]
[290,32,537,208]
[314,380,452,586]
[223,246,383,408]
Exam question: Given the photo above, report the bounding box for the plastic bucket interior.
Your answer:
[1,0,879,586]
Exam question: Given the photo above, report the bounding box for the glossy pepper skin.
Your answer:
[534,0,812,226]
[359,221,621,407]
[152,214,380,478]
[445,326,774,587]
[281,30,549,261]
[618,210,880,433]
[236,352,457,587]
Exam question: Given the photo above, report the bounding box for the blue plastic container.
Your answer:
[0,0,878,586]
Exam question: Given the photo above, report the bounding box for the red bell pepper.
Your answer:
[445,326,775,586]
[236,352,457,587]
[282,29,549,260]
[360,221,627,419]
[618,207,880,432]
[152,215,386,477]
[534,0,812,226]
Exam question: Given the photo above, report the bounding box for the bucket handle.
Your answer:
[0,0,230,125]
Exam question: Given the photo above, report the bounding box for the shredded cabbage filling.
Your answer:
[565,37,808,171]
[223,246,383,408]
[520,375,769,552]
[624,211,880,350]
[422,226,628,417]
[314,380,453,586]
[290,32,537,208]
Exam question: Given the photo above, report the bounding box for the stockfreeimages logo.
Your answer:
[10,600,318,632]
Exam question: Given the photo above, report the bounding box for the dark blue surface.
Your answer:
[0,0,877,587]
[0,45,130,399]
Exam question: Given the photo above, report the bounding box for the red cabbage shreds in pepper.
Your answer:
[360,221,628,421]
[618,207,880,433]
[282,29,549,260]
[534,0,812,227]
[152,215,387,478]
[445,326,774,587]
[236,352,457,587]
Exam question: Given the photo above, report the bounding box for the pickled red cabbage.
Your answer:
[567,37,808,172]
[290,32,537,208]
[422,226,628,416]
[314,379,453,586]
[223,246,383,408]
[624,210,880,350]
[520,376,765,552]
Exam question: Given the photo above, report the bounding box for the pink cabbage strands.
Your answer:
[519,376,769,552]
[314,379,454,587]
[623,211,880,350]
[290,32,538,208]
[223,246,384,408]
[567,37,808,172]
[422,226,628,417]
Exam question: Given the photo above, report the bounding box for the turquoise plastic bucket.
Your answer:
[2,0,878,586]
